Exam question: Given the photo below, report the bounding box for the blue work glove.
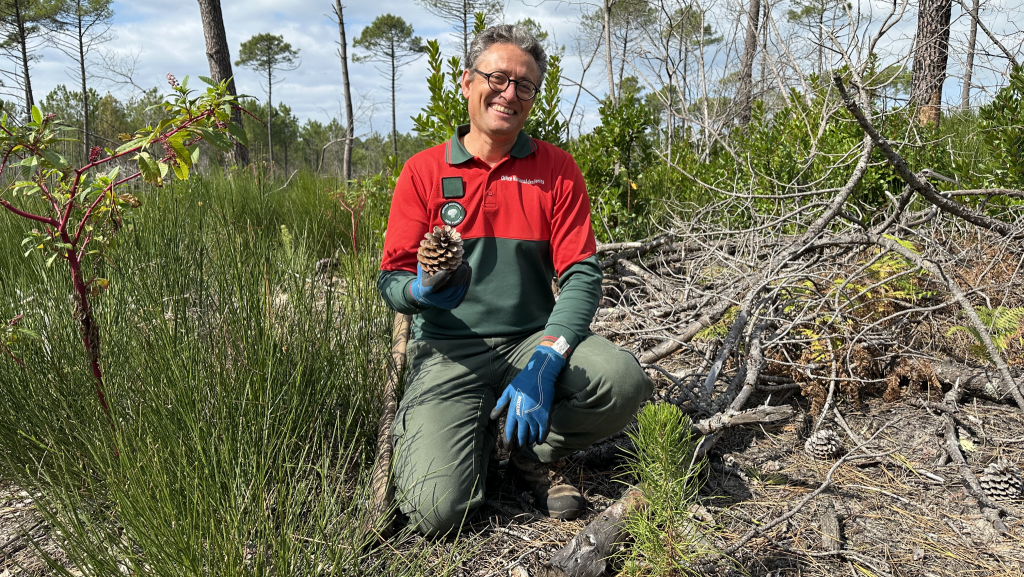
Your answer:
[408,262,472,309]
[490,345,567,447]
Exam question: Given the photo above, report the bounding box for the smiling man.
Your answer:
[377,24,653,536]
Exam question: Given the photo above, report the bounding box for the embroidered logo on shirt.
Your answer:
[500,175,545,185]
[440,201,466,226]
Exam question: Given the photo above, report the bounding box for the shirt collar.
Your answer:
[446,124,536,165]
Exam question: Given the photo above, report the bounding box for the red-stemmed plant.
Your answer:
[0,74,247,426]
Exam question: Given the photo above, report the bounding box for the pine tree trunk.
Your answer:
[78,13,89,162]
[960,0,979,110]
[736,0,761,126]
[391,50,398,159]
[267,68,274,167]
[14,0,34,122]
[910,0,953,126]
[462,0,469,63]
[334,0,354,183]
[197,0,249,165]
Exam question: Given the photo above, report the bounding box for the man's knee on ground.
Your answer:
[399,478,481,537]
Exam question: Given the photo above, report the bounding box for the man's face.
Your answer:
[461,43,540,141]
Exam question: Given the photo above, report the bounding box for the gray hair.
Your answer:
[467,24,548,85]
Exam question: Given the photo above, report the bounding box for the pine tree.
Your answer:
[353,14,425,159]
[235,33,300,168]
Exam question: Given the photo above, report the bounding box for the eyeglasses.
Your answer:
[472,69,540,101]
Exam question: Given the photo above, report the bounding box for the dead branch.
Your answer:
[930,360,1023,403]
[638,282,749,364]
[692,405,796,436]
[833,75,1023,240]
[361,312,411,539]
[542,487,647,577]
[817,500,842,553]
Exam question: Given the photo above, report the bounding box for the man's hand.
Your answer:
[409,262,472,309]
[490,345,566,446]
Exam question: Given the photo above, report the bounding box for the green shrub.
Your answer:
[978,65,1024,189]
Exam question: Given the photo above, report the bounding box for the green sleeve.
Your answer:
[377,270,429,315]
[543,255,602,354]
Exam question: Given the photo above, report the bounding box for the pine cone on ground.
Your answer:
[417,225,464,274]
[979,461,1023,502]
[805,428,842,460]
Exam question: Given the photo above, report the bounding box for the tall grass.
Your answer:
[0,171,465,575]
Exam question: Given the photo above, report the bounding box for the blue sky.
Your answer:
[21,0,1024,140]
[30,0,594,137]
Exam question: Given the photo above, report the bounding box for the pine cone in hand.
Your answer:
[417,225,464,274]
[804,429,842,460]
[980,461,1023,502]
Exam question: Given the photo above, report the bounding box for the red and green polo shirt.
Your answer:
[378,125,602,352]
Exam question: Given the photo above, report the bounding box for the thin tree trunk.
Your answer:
[462,0,469,63]
[267,67,274,166]
[616,21,628,103]
[910,0,953,126]
[737,0,761,126]
[197,0,249,165]
[817,3,824,77]
[391,49,398,158]
[15,0,33,122]
[667,83,673,161]
[334,0,354,183]
[78,13,89,161]
[960,0,979,110]
[603,0,617,107]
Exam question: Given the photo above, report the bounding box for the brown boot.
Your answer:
[510,453,585,520]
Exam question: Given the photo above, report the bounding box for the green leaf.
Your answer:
[136,152,161,186]
[199,75,216,86]
[172,160,189,181]
[40,149,69,170]
[31,106,41,124]
[167,136,192,169]
[12,181,40,196]
[196,127,231,152]
[45,253,58,268]
[116,136,148,154]
[157,161,170,179]
[226,121,248,147]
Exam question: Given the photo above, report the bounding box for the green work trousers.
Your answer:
[391,329,654,536]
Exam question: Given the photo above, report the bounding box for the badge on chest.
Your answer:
[440,177,466,225]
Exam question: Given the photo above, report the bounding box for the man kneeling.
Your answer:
[377,23,653,536]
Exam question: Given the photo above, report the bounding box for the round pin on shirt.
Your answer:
[440,201,466,226]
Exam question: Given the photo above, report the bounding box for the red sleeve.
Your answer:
[549,153,597,276]
[380,158,430,272]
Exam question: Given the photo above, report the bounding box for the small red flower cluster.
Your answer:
[166,73,179,88]
[89,146,102,163]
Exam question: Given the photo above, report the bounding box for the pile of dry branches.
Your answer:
[529,71,1024,576]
